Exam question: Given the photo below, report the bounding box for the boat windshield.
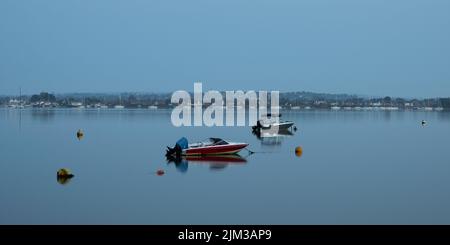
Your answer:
[265,113,282,118]
[209,138,229,145]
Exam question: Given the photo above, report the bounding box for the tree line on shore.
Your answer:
[1,91,449,109]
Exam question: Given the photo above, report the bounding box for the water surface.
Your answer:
[1,108,449,224]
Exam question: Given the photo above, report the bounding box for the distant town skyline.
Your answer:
[1,0,449,97]
[0,87,450,100]
[2,90,448,110]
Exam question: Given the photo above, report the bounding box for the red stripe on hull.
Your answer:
[186,155,247,163]
[184,144,248,156]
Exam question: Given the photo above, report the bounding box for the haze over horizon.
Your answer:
[1,0,449,97]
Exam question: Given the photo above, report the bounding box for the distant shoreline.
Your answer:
[1,105,448,112]
[1,91,449,110]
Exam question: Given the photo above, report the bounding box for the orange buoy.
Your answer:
[295,146,303,157]
[156,169,165,176]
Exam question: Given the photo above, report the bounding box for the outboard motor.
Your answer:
[252,120,263,132]
[166,144,182,158]
[165,137,188,158]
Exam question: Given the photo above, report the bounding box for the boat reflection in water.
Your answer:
[252,128,294,146]
[166,154,247,172]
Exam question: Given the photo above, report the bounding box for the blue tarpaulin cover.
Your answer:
[176,137,188,149]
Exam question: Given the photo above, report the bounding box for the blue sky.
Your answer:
[0,0,449,97]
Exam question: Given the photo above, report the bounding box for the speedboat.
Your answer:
[166,137,248,157]
[252,113,295,132]
[255,120,294,130]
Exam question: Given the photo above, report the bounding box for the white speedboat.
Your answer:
[252,114,295,132]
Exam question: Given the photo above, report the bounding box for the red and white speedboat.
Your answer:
[166,138,248,156]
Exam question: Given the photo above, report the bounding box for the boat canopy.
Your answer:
[209,138,229,145]
[265,113,282,117]
[176,137,189,149]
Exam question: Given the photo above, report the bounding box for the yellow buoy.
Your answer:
[76,129,84,140]
[57,168,74,177]
[295,146,303,157]
[57,168,74,185]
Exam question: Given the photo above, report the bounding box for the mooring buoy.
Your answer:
[156,169,165,176]
[295,146,303,157]
[57,168,74,185]
[76,129,84,140]
[57,168,74,177]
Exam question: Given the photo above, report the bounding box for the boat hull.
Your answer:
[253,121,294,131]
[183,143,248,156]
[272,121,294,130]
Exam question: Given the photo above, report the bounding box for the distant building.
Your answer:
[440,98,450,109]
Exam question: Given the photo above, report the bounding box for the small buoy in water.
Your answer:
[156,169,165,176]
[295,146,303,157]
[57,168,74,185]
[76,129,84,140]
[57,168,74,177]
[421,120,427,126]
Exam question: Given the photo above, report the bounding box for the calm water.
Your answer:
[1,108,450,224]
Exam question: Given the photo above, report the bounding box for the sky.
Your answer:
[0,0,449,97]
